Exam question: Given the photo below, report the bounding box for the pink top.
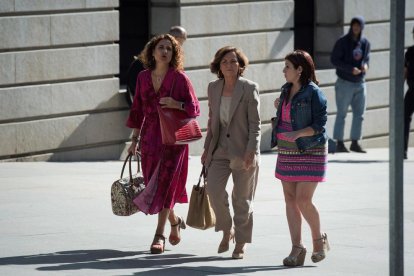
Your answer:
[276,101,295,142]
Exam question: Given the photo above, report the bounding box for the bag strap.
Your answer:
[120,154,131,179]
[120,153,142,184]
[196,166,207,190]
[202,166,207,187]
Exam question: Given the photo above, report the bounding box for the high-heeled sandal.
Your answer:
[218,228,235,253]
[283,245,307,266]
[232,243,246,259]
[169,216,186,246]
[150,234,166,254]
[311,232,330,263]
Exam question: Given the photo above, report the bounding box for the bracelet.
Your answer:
[132,136,139,142]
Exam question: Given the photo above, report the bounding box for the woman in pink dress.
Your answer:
[126,34,200,254]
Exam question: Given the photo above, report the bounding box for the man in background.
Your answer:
[404,26,414,159]
[331,16,371,153]
[169,26,187,46]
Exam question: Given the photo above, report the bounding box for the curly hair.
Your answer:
[210,46,249,79]
[285,50,319,85]
[138,34,184,70]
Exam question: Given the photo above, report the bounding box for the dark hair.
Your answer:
[285,50,319,85]
[138,34,184,70]
[210,46,249,79]
[169,26,187,40]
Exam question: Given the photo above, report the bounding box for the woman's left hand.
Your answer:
[279,131,299,142]
[201,150,207,165]
[159,97,180,109]
[243,151,255,170]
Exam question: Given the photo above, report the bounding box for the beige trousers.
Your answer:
[206,147,259,244]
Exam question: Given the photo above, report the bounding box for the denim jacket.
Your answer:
[273,81,328,151]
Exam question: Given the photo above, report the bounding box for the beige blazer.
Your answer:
[203,77,261,167]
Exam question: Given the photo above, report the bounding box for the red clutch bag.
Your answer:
[157,105,202,145]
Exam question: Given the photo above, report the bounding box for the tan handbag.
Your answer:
[111,153,145,216]
[186,166,216,230]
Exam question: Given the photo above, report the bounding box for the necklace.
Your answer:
[152,72,166,84]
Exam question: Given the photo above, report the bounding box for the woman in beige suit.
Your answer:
[201,46,261,259]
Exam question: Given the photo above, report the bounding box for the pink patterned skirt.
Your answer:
[275,103,327,182]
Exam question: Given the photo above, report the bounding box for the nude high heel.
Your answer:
[283,245,307,266]
[169,215,186,246]
[218,228,235,254]
[150,234,166,254]
[311,232,330,263]
[232,243,246,259]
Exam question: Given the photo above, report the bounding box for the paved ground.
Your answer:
[0,148,413,276]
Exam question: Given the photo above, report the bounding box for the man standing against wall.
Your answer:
[331,16,371,153]
[169,26,187,46]
[404,27,414,159]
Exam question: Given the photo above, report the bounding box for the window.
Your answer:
[294,0,315,57]
[118,0,150,87]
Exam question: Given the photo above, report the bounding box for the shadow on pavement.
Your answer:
[0,249,222,272]
[127,265,316,275]
[0,249,317,274]
[0,249,140,266]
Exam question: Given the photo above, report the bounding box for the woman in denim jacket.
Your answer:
[272,50,330,267]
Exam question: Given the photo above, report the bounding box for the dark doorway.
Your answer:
[294,0,315,57]
[118,0,149,87]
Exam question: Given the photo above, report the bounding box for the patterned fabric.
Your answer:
[111,154,145,216]
[111,171,144,216]
[126,68,200,214]
[275,101,327,182]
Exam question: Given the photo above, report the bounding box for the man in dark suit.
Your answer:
[404,26,414,159]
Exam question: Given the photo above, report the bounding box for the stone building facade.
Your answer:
[0,0,413,161]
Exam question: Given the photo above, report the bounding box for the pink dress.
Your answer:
[126,68,200,214]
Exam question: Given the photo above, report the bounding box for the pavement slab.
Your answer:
[0,148,413,276]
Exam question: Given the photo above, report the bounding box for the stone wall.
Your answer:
[0,0,127,161]
[1,0,413,161]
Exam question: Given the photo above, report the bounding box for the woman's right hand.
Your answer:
[352,67,362,75]
[274,97,280,108]
[127,141,138,155]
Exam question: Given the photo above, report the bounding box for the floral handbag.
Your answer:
[111,153,145,216]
